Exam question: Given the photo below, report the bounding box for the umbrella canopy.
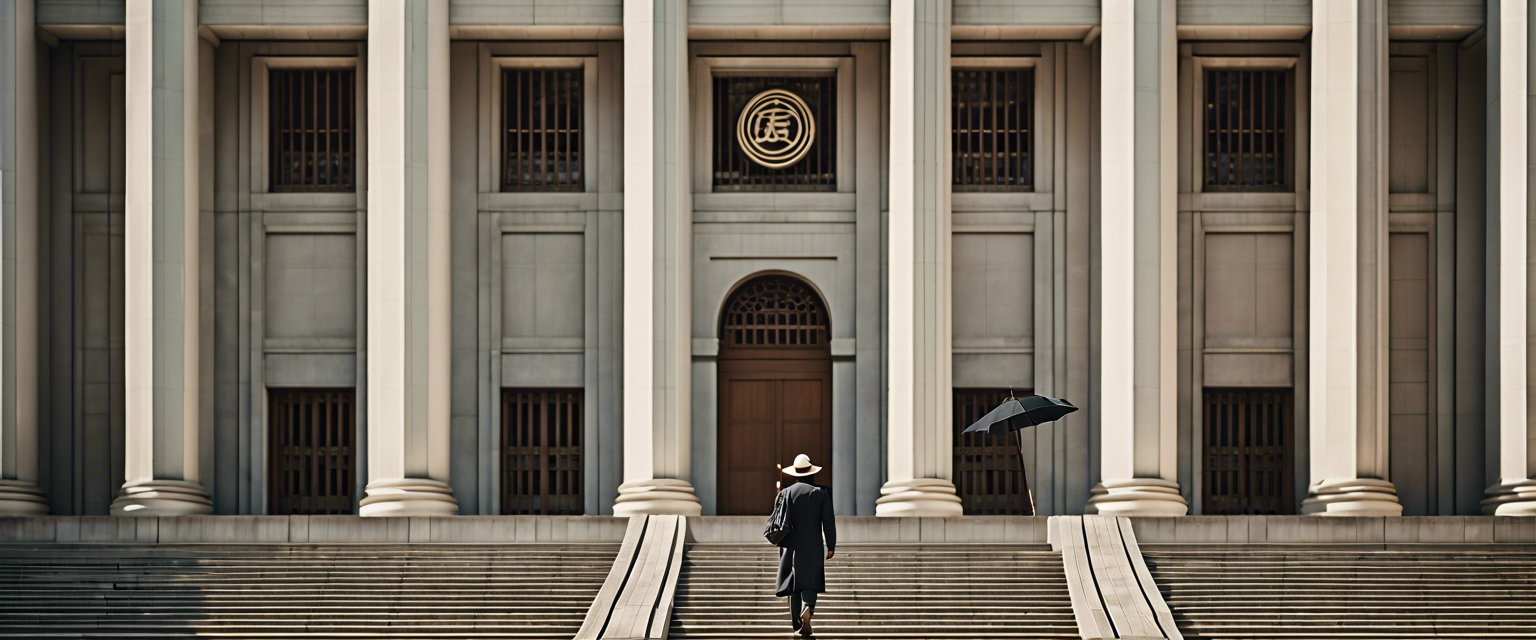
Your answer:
[962,394,1078,437]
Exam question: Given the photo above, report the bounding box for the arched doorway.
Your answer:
[717,274,833,515]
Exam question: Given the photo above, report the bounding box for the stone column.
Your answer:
[876,0,963,518]
[1481,0,1536,515]
[0,0,48,515]
[111,0,211,516]
[360,0,458,517]
[1300,0,1401,516]
[1085,0,1186,517]
[614,0,701,517]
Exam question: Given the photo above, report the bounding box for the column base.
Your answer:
[874,478,963,517]
[360,478,459,517]
[1300,478,1402,516]
[1085,479,1188,516]
[1481,479,1536,515]
[110,479,213,516]
[0,480,50,515]
[613,479,701,516]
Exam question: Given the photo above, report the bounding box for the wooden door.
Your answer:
[269,388,357,515]
[1202,388,1294,514]
[717,275,833,515]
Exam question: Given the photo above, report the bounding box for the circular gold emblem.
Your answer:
[736,89,816,169]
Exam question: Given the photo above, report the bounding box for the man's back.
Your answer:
[779,481,835,550]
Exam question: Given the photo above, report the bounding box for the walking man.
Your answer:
[774,454,836,637]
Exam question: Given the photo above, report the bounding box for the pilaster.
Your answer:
[112,0,212,516]
[1086,0,1187,517]
[0,0,47,515]
[615,0,700,517]
[1301,0,1401,516]
[360,0,458,517]
[1480,0,1536,515]
[876,0,963,518]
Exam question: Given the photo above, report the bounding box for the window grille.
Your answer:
[502,389,584,515]
[268,388,356,515]
[269,68,355,192]
[953,388,1032,515]
[721,275,828,351]
[952,68,1034,191]
[502,68,584,192]
[1203,388,1295,515]
[1204,69,1290,191]
[713,76,837,192]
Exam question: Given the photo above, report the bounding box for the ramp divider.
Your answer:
[574,514,687,640]
[1051,515,1182,640]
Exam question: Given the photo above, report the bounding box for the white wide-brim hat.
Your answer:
[783,454,823,477]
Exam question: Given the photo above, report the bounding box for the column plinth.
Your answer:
[0,481,49,516]
[1482,480,1536,515]
[359,479,459,517]
[613,479,701,517]
[1301,478,1401,516]
[875,479,963,517]
[110,479,213,516]
[1087,479,1187,516]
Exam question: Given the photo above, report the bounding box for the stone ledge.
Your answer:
[1128,515,1535,545]
[0,515,628,544]
[686,515,1050,544]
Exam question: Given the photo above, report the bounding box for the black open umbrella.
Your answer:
[962,393,1079,515]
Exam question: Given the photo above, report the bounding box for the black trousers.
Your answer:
[788,590,818,629]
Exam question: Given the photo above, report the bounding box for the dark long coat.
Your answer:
[774,480,837,597]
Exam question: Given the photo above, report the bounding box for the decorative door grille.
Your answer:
[501,389,584,515]
[713,75,837,192]
[1202,388,1294,514]
[953,388,1032,515]
[953,68,1034,191]
[501,68,585,192]
[721,275,828,352]
[268,388,356,515]
[269,68,355,192]
[1204,69,1290,191]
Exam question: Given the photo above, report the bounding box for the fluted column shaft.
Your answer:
[0,0,48,515]
[876,0,963,518]
[1301,0,1401,516]
[360,0,458,516]
[113,0,211,516]
[1481,0,1536,515]
[1087,0,1187,517]
[614,0,701,516]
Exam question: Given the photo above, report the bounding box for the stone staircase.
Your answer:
[669,543,1077,639]
[0,542,619,638]
[1142,545,1536,638]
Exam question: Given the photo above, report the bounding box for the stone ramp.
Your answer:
[668,542,1077,639]
[1142,545,1536,638]
[0,542,619,638]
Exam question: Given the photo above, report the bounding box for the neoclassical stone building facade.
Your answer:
[0,0,1531,520]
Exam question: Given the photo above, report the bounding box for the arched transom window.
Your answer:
[721,275,828,351]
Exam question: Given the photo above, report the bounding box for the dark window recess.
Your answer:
[1205,69,1290,191]
[502,389,584,515]
[721,275,828,351]
[953,68,1034,191]
[953,388,1033,516]
[269,68,355,192]
[502,68,584,192]
[268,388,357,515]
[1203,388,1295,515]
[713,75,836,192]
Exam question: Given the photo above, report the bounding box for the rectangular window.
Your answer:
[953,388,1032,515]
[268,388,357,515]
[713,75,837,192]
[502,68,585,192]
[953,68,1034,191]
[1202,388,1295,515]
[502,388,584,515]
[269,68,356,192]
[1204,69,1290,191]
